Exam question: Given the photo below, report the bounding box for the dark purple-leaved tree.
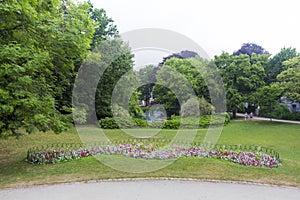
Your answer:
[158,50,198,68]
[233,43,269,56]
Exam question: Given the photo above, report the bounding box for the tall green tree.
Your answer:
[74,39,136,121]
[88,0,118,49]
[96,49,134,119]
[233,43,269,57]
[254,85,283,118]
[277,56,300,102]
[266,47,298,84]
[152,57,213,116]
[215,53,267,117]
[51,0,95,111]
[0,0,94,134]
[68,0,120,121]
[112,69,144,118]
[136,65,155,106]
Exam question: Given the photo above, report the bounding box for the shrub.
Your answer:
[259,103,291,119]
[282,112,300,120]
[181,97,215,118]
[181,98,200,118]
[114,117,137,128]
[211,113,231,125]
[99,113,230,129]
[99,117,119,129]
[162,113,230,129]
[224,112,231,124]
[163,119,180,129]
[132,118,148,127]
[112,104,130,117]
[199,115,211,128]
[199,97,215,115]
[148,121,164,128]
[72,107,87,124]
[99,117,148,129]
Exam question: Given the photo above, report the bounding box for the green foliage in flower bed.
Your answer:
[99,113,230,129]
[26,141,280,168]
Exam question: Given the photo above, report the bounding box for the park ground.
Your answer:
[0,119,300,189]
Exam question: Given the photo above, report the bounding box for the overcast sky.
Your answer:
[88,0,300,65]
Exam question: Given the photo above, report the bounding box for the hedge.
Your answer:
[98,113,230,129]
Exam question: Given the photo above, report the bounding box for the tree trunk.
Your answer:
[233,110,237,119]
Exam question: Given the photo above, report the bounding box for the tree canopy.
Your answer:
[0,0,95,134]
[87,0,118,49]
[266,47,298,84]
[1,0,300,135]
[215,52,267,117]
[152,56,215,116]
[277,56,300,102]
[233,43,269,57]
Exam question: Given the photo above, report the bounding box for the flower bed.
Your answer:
[27,143,281,168]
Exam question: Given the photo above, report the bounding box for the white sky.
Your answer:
[88,0,300,64]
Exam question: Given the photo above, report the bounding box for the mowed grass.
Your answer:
[0,120,300,189]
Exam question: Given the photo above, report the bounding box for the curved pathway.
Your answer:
[236,113,300,124]
[1,179,300,200]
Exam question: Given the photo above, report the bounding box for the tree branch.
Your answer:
[0,24,24,32]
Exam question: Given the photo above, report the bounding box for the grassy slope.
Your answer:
[0,120,299,189]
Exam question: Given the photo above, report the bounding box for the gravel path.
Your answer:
[236,113,300,124]
[1,179,299,200]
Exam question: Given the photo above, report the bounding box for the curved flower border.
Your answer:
[27,143,281,168]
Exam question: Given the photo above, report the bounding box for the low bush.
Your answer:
[132,118,148,127]
[282,112,300,120]
[114,117,136,128]
[163,113,230,129]
[99,117,119,129]
[259,103,300,120]
[98,113,230,129]
[259,103,291,119]
[99,117,148,129]
[147,121,164,128]
[163,119,180,129]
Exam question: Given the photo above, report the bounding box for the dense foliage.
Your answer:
[0,0,94,134]
[151,56,223,117]
[98,113,230,129]
[233,43,269,57]
[266,47,298,84]
[1,0,300,136]
[0,0,136,134]
[214,44,300,119]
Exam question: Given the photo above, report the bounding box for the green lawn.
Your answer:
[0,120,300,189]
